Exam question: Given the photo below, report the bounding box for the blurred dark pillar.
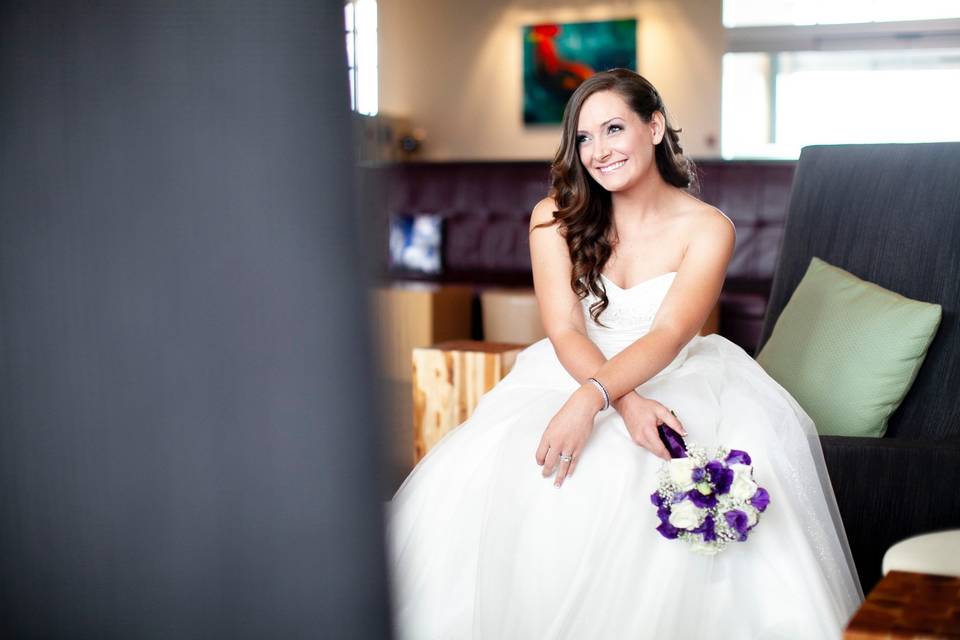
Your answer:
[0,1,391,637]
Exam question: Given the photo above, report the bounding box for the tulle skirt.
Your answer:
[386,334,863,639]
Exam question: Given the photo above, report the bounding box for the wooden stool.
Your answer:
[844,571,960,638]
[411,340,525,464]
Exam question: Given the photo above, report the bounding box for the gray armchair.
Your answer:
[757,143,960,592]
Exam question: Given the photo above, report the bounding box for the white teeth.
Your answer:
[599,160,626,174]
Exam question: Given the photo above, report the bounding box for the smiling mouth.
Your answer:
[598,160,627,174]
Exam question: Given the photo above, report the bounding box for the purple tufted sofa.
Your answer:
[358,160,796,354]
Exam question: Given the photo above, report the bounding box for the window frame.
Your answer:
[722,17,960,158]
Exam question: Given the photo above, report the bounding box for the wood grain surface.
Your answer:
[845,571,960,639]
[412,341,524,464]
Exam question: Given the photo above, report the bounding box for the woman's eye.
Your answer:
[576,135,588,144]
[608,124,622,133]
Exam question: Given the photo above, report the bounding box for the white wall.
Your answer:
[379,0,725,160]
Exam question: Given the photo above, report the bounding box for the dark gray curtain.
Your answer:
[0,1,391,637]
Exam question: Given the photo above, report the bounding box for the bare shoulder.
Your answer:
[529,196,560,232]
[696,204,735,243]
[677,196,735,248]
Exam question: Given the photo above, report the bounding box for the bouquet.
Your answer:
[651,425,770,555]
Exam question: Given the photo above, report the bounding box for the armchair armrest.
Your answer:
[819,435,960,591]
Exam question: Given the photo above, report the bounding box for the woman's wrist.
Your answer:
[577,381,608,413]
[612,389,640,412]
[586,377,611,411]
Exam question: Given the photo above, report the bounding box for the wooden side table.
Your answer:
[411,340,525,464]
[844,571,960,639]
[370,284,473,383]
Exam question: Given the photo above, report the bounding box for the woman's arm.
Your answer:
[528,197,686,481]
[528,197,607,384]
[591,211,736,402]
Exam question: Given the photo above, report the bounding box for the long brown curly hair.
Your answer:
[535,68,697,325]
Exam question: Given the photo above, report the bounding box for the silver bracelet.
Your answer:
[587,377,610,411]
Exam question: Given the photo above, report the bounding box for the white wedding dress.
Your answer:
[386,272,864,639]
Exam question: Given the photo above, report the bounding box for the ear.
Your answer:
[651,111,666,145]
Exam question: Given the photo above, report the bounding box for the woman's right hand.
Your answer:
[613,392,686,460]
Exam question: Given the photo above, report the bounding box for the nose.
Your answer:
[593,140,611,164]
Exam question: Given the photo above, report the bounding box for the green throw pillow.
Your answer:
[757,257,942,437]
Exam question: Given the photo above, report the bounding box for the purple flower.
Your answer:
[691,467,706,482]
[658,424,688,458]
[692,514,717,541]
[650,491,664,507]
[686,489,717,509]
[750,487,770,512]
[724,510,751,541]
[725,449,752,465]
[705,460,734,495]
[656,521,680,539]
[657,506,671,524]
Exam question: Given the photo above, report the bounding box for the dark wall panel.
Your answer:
[0,1,391,637]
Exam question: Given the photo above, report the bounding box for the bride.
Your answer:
[386,68,863,639]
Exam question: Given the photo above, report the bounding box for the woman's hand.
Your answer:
[614,392,686,461]
[535,384,605,487]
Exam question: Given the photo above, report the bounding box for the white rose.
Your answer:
[668,500,703,529]
[729,463,753,481]
[730,473,758,501]
[668,457,697,490]
[690,539,720,556]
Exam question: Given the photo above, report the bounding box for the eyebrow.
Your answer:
[577,117,623,135]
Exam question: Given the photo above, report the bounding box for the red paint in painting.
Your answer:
[530,24,594,90]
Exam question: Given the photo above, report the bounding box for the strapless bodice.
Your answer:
[499,271,693,392]
[583,271,691,378]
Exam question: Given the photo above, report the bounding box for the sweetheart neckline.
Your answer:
[599,271,678,292]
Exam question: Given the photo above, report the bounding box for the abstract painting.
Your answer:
[523,19,637,125]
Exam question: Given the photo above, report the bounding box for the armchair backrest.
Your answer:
[758,143,960,439]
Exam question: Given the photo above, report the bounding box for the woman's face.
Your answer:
[575,90,663,192]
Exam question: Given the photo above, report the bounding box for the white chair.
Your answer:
[480,288,546,345]
[881,529,960,577]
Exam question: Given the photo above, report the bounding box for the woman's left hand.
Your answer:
[535,384,605,487]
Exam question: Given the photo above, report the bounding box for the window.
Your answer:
[725,0,960,28]
[721,2,960,158]
[344,0,378,116]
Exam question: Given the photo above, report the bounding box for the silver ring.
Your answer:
[559,454,573,463]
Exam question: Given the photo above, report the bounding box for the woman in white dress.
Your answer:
[387,69,863,639]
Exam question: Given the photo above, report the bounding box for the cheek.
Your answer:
[628,135,654,160]
[619,134,643,152]
[578,145,592,169]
